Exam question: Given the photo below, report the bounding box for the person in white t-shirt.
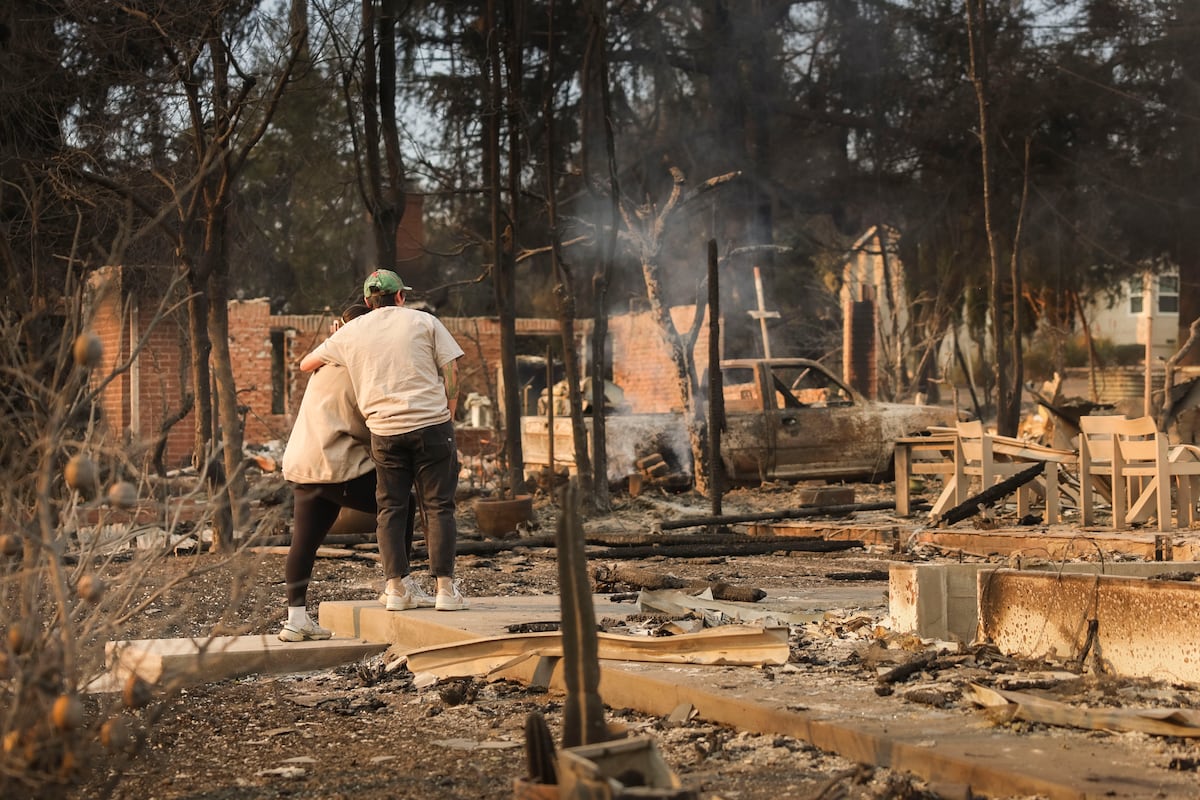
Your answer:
[278,303,426,642]
[299,270,468,611]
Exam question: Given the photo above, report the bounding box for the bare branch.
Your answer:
[514,235,590,264]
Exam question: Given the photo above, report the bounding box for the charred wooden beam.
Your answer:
[584,538,860,560]
[876,652,938,686]
[826,570,889,582]
[591,564,766,602]
[936,463,1043,526]
[404,533,861,561]
[655,501,902,531]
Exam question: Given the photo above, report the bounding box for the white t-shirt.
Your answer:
[281,365,374,484]
[307,305,465,436]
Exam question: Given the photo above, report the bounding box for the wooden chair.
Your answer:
[1077,414,1127,528]
[1113,416,1200,531]
[953,420,1060,522]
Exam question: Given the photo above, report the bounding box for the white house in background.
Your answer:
[1086,270,1180,361]
[838,228,1183,403]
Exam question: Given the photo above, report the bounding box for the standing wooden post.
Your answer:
[556,481,607,747]
[546,345,555,505]
[708,239,723,520]
[748,266,779,359]
[1140,273,1154,417]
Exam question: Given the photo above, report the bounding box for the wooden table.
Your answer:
[893,433,957,516]
[894,431,1077,520]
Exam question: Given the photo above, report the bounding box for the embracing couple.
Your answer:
[279,269,468,642]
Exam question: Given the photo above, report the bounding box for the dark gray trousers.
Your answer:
[371,420,459,579]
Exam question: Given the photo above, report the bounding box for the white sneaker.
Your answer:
[401,574,436,607]
[278,619,332,642]
[378,574,436,611]
[435,582,469,612]
[379,589,418,611]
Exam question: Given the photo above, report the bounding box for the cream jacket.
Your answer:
[282,364,374,484]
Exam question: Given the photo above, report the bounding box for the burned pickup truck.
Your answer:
[520,357,956,485]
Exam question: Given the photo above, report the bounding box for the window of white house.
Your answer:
[1129,272,1180,314]
[1159,273,1179,313]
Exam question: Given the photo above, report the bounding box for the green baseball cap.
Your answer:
[363,269,413,298]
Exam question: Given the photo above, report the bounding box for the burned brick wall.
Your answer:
[228,299,290,448]
[89,270,294,470]
[90,270,699,472]
[89,266,195,472]
[609,306,710,414]
[88,267,129,439]
[442,316,563,405]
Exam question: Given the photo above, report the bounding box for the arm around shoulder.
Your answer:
[299,351,325,372]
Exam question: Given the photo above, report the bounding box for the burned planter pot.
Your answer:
[473,494,534,538]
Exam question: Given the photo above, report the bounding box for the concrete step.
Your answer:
[316,593,642,645]
[105,634,387,686]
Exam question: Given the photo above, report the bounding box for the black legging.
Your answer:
[285,471,417,606]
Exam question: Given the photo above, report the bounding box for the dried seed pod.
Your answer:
[122,675,152,709]
[64,455,100,498]
[72,332,103,368]
[76,574,105,603]
[106,481,138,509]
[52,694,83,731]
[99,715,133,750]
[0,533,19,557]
[7,622,34,654]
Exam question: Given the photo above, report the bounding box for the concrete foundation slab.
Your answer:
[890,560,1200,642]
[978,570,1200,683]
[105,635,387,686]
[317,588,887,649]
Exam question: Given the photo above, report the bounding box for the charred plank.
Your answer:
[585,538,860,560]
[409,532,861,560]
[591,564,766,602]
[826,570,889,582]
[936,463,1043,526]
[656,501,902,531]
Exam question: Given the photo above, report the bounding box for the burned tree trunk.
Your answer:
[618,167,719,496]
[544,4,594,508]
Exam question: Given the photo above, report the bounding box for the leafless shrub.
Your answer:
[0,280,265,798]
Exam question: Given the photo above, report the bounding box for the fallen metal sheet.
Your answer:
[636,588,824,626]
[403,625,789,679]
[966,683,1200,737]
